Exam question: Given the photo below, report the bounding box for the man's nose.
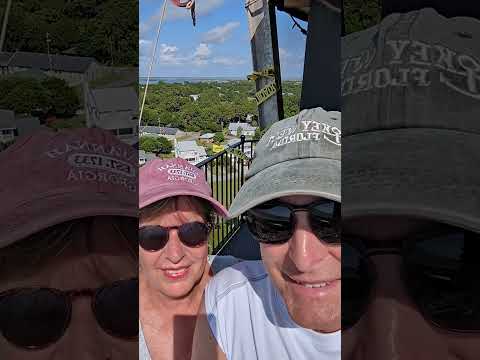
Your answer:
[54,297,112,359]
[163,229,185,263]
[288,212,330,272]
[345,256,447,360]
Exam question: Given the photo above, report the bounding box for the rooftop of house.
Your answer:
[91,87,138,113]
[199,132,215,139]
[5,51,96,73]
[139,150,157,161]
[228,122,257,132]
[176,140,206,156]
[140,126,180,136]
[92,111,137,130]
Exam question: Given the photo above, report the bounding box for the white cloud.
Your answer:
[139,39,153,58]
[279,47,304,67]
[192,43,212,66]
[193,43,211,58]
[202,21,240,44]
[158,43,184,65]
[212,56,247,66]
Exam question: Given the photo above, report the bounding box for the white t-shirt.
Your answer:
[205,261,340,360]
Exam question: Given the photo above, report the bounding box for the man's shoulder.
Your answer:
[207,260,269,303]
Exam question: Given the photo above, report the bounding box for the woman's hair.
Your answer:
[139,196,216,225]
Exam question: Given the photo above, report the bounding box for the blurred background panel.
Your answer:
[342,1,480,359]
[0,1,139,359]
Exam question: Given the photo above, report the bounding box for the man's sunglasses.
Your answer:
[0,278,138,349]
[139,222,211,252]
[245,199,341,245]
[342,227,480,332]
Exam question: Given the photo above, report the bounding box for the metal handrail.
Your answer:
[197,135,258,254]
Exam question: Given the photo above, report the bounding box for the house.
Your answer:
[139,126,184,141]
[86,87,138,145]
[245,114,256,123]
[175,140,207,165]
[228,122,257,137]
[0,110,17,144]
[2,51,98,85]
[16,115,42,137]
[139,150,157,166]
[199,133,215,143]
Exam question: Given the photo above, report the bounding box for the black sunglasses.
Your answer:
[246,199,341,245]
[0,278,138,349]
[139,222,211,252]
[342,227,480,332]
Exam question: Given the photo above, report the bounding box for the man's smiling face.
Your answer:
[260,195,341,333]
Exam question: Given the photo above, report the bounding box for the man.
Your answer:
[342,4,480,359]
[192,107,341,360]
[0,129,138,359]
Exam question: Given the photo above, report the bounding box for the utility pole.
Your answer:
[246,0,284,130]
[0,0,13,52]
[46,32,53,71]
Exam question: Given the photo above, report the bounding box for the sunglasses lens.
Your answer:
[94,279,139,338]
[342,242,371,330]
[310,202,341,244]
[178,222,209,247]
[246,208,292,244]
[404,230,480,332]
[0,289,69,348]
[139,226,168,251]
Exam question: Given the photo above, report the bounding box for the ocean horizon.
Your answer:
[139,77,302,84]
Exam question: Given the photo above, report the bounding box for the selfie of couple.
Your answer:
[138,107,342,360]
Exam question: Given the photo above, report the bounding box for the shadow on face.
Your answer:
[0,216,139,360]
[342,215,480,360]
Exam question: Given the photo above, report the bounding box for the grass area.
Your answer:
[48,115,86,130]
[89,67,138,89]
[210,178,243,209]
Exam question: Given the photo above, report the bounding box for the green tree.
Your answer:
[213,132,225,144]
[253,127,263,141]
[42,78,80,116]
[139,136,173,155]
[157,137,174,154]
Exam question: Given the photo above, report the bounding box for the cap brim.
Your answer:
[228,158,340,219]
[0,191,137,249]
[140,186,229,218]
[343,128,480,232]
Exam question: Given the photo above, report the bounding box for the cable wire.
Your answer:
[139,0,168,128]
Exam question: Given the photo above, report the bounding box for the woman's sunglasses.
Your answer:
[342,227,480,332]
[245,199,341,245]
[139,222,211,252]
[0,278,138,349]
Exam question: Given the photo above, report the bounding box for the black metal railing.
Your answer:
[197,135,258,254]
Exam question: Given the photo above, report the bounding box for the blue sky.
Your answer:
[139,0,307,79]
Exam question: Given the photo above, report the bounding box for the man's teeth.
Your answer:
[303,282,329,288]
[290,277,331,288]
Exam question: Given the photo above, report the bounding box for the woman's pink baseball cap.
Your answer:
[139,158,228,217]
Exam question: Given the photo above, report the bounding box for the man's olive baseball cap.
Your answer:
[229,107,341,219]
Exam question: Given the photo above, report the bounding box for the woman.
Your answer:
[139,158,237,360]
